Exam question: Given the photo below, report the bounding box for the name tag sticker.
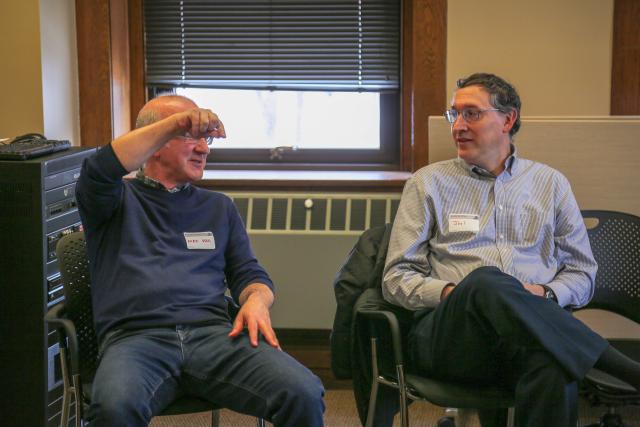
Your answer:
[448,214,480,233]
[184,232,215,250]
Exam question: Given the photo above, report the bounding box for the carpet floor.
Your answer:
[149,389,640,427]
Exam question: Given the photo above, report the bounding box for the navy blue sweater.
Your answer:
[76,144,273,342]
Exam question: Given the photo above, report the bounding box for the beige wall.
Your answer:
[447,0,614,115]
[429,116,640,217]
[0,0,44,138]
[0,0,79,144]
[429,115,640,337]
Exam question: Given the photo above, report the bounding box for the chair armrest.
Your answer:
[45,303,81,376]
[357,309,405,366]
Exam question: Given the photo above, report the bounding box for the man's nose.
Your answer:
[452,114,468,131]
[195,138,210,153]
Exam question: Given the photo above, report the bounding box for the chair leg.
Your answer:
[58,346,73,427]
[60,381,72,427]
[396,364,409,427]
[210,409,220,427]
[506,407,515,427]
[365,338,381,427]
[72,375,84,427]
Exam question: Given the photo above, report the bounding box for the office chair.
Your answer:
[334,225,514,427]
[45,231,265,427]
[357,299,515,427]
[577,210,640,427]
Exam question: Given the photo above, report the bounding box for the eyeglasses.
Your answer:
[176,134,215,147]
[444,108,501,124]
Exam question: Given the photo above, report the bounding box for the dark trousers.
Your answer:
[408,266,608,427]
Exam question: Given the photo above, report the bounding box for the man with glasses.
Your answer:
[76,94,325,427]
[383,73,640,426]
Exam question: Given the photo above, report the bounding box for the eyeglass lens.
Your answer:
[444,109,482,124]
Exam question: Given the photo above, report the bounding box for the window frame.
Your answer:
[149,87,400,169]
[142,0,402,169]
[75,0,447,176]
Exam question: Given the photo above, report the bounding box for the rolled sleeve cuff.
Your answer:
[545,282,569,307]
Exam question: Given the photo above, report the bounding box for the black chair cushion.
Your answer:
[405,374,514,410]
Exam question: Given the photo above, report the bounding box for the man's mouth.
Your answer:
[455,137,473,144]
[189,157,205,167]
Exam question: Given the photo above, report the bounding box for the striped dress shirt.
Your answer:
[383,149,597,310]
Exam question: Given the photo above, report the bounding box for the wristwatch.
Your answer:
[542,285,557,302]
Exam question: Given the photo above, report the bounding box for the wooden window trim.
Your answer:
[76,0,447,186]
[610,0,640,115]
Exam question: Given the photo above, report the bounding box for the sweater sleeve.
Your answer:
[223,199,274,303]
[75,143,129,230]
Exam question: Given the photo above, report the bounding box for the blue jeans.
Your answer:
[87,321,325,427]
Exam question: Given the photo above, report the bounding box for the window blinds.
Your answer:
[144,0,401,91]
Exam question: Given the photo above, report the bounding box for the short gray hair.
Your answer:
[135,110,161,129]
[457,73,522,137]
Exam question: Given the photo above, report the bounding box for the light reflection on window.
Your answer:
[176,88,380,150]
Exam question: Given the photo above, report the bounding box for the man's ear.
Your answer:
[502,109,517,134]
[151,143,169,158]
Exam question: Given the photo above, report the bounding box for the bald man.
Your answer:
[76,95,324,427]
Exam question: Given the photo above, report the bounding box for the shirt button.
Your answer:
[499,234,504,239]
[499,205,504,210]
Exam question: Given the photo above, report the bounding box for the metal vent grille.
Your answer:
[226,192,402,235]
[0,181,34,217]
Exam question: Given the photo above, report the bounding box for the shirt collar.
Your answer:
[135,169,189,193]
[458,144,519,179]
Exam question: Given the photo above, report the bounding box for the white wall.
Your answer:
[39,0,80,145]
[447,0,614,115]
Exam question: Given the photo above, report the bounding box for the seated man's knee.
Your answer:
[88,369,166,426]
[453,267,524,311]
[283,371,324,407]
[88,384,151,426]
[270,368,325,422]
[458,266,507,293]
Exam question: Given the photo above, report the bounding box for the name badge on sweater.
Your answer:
[449,214,479,233]
[184,232,215,250]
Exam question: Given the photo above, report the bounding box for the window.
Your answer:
[143,0,401,169]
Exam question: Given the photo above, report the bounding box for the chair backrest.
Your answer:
[56,231,100,382]
[581,210,640,324]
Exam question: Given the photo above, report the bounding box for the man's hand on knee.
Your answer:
[229,283,281,350]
